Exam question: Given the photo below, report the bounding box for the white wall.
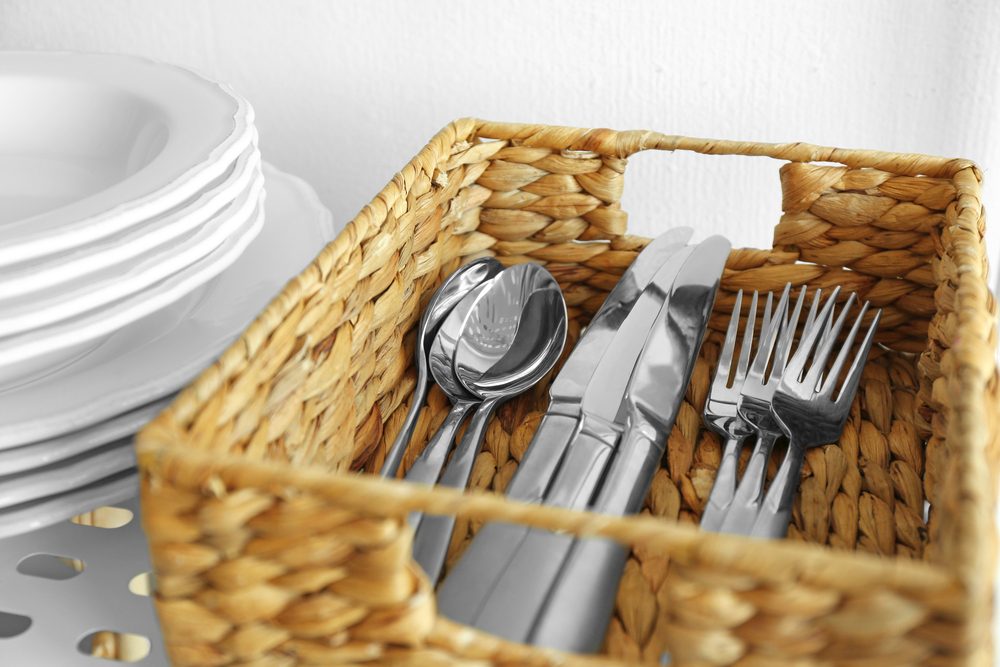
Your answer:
[2,0,999,267]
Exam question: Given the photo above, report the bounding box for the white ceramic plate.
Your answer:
[0,440,136,510]
[0,469,137,539]
[0,188,266,386]
[0,140,261,300]
[0,396,173,476]
[0,51,254,266]
[0,164,265,337]
[0,163,335,447]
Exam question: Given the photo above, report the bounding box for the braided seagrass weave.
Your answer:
[137,119,999,666]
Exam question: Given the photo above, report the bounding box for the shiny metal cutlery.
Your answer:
[401,280,495,493]
[527,235,728,652]
[719,285,822,534]
[750,293,879,538]
[436,228,692,616]
[699,290,765,530]
[380,258,502,478]
[446,236,728,644]
[411,264,566,583]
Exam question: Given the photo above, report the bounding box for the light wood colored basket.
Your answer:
[136,119,999,666]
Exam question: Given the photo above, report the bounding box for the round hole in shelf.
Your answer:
[127,572,153,596]
[16,553,84,580]
[77,630,151,662]
[0,611,31,638]
[71,505,133,529]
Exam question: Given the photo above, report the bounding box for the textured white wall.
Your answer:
[2,0,999,266]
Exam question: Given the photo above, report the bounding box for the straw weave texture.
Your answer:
[137,119,999,666]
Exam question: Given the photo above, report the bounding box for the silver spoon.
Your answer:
[380,257,502,477]
[401,278,498,492]
[411,263,567,584]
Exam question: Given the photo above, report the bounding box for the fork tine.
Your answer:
[735,291,758,379]
[749,286,790,377]
[803,293,858,391]
[801,288,823,335]
[772,285,807,377]
[819,300,871,397]
[834,308,881,407]
[784,287,840,382]
[761,290,775,332]
[713,289,743,384]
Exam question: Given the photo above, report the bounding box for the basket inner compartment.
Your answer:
[355,146,953,569]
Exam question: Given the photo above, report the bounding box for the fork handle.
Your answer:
[380,361,430,478]
[700,433,749,531]
[718,429,781,534]
[750,440,805,539]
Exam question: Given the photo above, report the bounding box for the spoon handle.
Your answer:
[380,360,430,478]
[411,397,501,584]
[405,400,476,527]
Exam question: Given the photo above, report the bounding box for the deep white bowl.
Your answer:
[0,51,254,265]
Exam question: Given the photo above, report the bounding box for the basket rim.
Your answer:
[136,117,996,613]
[136,439,963,601]
[468,117,980,178]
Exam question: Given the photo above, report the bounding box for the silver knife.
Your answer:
[435,230,692,612]
[506,226,694,503]
[459,239,723,642]
[435,228,692,613]
[529,235,728,652]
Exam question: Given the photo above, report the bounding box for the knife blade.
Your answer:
[443,240,709,640]
[529,235,728,652]
[436,228,692,619]
[507,226,694,502]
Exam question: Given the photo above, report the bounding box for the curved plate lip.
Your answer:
[0,440,137,510]
[0,164,266,336]
[0,50,255,265]
[0,139,262,300]
[0,187,267,371]
[0,468,138,540]
[0,163,336,447]
[0,396,174,476]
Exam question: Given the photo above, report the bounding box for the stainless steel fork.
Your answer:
[718,283,819,534]
[750,292,880,538]
[700,289,767,531]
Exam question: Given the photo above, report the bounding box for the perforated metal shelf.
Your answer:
[0,490,168,665]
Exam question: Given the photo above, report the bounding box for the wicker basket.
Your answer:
[136,119,999,666]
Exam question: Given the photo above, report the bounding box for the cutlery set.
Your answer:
[701,285,879,537]
[388,227,880,652]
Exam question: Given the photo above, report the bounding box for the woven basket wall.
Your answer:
[136,119,999,666]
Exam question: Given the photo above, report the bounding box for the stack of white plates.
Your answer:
[0,53,336,538]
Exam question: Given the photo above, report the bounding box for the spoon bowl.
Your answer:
[455,263,567,397]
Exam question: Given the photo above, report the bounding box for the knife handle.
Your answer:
[462,429,619,643]
[436,410,580,623]
[528,420,663,652]
[503,411,580,502]
[591,417,663,515]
